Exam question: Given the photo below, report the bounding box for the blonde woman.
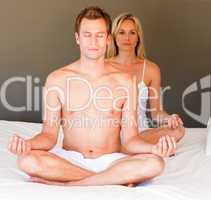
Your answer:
[107,13,185,144]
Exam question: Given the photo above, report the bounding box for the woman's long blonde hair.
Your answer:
[106,13,146,59]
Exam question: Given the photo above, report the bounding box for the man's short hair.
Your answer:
[75,6,112,34]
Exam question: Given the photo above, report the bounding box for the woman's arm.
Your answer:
[147,61,183,128]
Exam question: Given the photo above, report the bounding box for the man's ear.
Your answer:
[75,32,80,45]
[106,34,112,46]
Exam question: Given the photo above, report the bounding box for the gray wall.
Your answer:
[0,0,210,127]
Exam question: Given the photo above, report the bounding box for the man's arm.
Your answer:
[8,73,62,154]
[28,74,62,150]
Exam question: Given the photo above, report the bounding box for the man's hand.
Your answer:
[164,114,183,129]
[8,134,32,155]
[151,135,176,157]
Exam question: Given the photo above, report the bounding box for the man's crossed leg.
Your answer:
[17,149,164,186]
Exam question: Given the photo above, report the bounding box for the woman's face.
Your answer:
[115,19,139,53]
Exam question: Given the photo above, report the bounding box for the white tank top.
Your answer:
[137,60,149,132]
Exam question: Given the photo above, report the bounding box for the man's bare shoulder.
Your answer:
[105,57,119,65]
[105,62,134,87]
[45,61,80,86]
[106,57,126,71]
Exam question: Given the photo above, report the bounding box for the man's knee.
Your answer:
[17,153,41,176]
[145,155,165,177]
[131,154,165,181]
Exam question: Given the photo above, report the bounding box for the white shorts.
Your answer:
[50,147,128,173]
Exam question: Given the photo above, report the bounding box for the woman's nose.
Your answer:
[122,32,131,40]
[125,34,130,41]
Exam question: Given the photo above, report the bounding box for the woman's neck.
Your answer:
[116,50,137,65]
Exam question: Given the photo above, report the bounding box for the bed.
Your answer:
[0,120,210,200]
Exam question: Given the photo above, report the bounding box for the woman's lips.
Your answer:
[122,43,131,46]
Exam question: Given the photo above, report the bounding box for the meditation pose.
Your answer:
[8,7,176,186]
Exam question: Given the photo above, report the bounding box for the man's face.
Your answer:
[75,18,110,60]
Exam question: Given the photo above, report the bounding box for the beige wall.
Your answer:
[0,0,210,127]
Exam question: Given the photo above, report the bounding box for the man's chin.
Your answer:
[85,55,103,60]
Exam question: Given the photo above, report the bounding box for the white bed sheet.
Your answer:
[0,120,211,200]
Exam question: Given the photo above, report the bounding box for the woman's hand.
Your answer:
[164,114,183,129]
[151,135,176,157]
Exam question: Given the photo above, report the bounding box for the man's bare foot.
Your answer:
[28,177,135,187]
[127,183,134,187]
[28,176,67,186]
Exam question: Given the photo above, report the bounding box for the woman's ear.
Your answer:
[75,32,80,45]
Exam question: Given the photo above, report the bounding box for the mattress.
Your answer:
[0,120,210,200]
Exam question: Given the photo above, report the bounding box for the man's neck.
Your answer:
[79,56,106,77]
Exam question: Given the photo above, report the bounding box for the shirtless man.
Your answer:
[8,6,176,186]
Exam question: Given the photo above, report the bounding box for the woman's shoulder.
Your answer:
[144,59,160,76]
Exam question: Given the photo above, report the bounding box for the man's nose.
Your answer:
[90,36,97,46]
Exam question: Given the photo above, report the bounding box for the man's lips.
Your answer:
[88,48,99,51]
